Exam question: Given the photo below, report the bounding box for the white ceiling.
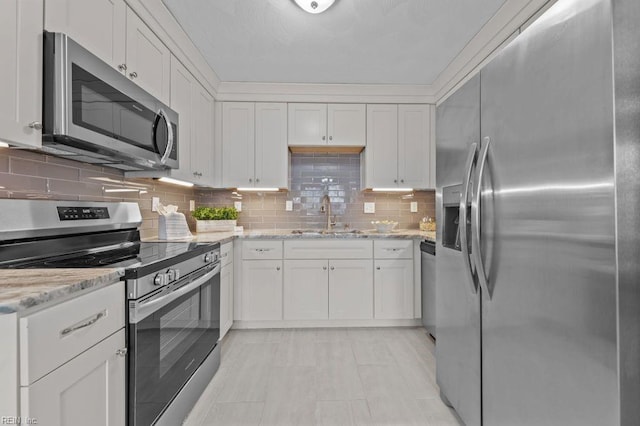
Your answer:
[161,0,507,85]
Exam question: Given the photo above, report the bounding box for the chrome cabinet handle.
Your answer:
[276,266,281,271]
[330,266,335,271]
[323,266,327,270]
[383,248,402,252]
[129,71,138,79]
[472,137,491,299]
[329,136,333,141]
[256,178,260,183]
[156,108,174,165]
[28,121,42,130]
[460,142,478,295]
[249,178,253,183]
[376,266,381,270]
[322,136,326,141]
[118,63,127,72]
[60,310,106,336]
[401,179,405,183]
[394,179,398,183]
[116,348,128,357]
[254,248,273,252]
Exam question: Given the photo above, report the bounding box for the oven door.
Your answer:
[128,263,220,426]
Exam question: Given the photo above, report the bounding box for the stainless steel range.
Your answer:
[0,200,221,426]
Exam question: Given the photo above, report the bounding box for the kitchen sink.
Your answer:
[291,229,363,235]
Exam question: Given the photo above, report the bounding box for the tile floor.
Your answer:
[184,327,463,426]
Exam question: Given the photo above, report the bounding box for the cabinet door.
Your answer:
[374,259,414,319]
[241,260,282,320]
[191,82,215,184]
[398,105,431,189]
[169,56,194,181]
[125,8,170,104]
[283,260,329,320]
[222,102,255,188]
[45,0,126,71]
[329,259,373,320]
[327,104,366,147]
[0,0,43,148]
[365,105,398,188]
[21,330,126,426]
[288,103,327,146]
[220,263,233,339]
[255,103,288,188]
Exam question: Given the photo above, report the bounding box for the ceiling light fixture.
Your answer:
[293,0,336,14]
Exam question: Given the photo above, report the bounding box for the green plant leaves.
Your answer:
[192,206,239,221]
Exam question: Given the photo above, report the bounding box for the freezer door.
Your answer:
[479,0,617,425]
[435,74,481,426]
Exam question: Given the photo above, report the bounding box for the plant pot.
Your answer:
[195,220,237,233]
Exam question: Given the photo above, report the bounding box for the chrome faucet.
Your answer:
[320,194,336,231]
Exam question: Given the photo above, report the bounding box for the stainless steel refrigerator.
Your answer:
[435,0,640,425]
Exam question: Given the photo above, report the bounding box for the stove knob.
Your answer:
[204,253,212,263]
[153,273,166,286]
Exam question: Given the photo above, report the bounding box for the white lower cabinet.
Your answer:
[283,260,329,320]
[329,259,374,320]
[374,259,414,319]
[21,330,126,426]
[220,241,234,339]
[241,259,283,320]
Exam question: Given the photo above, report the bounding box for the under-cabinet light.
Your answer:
[158,177,194,187]
[371,188,414,192]
[0,142,9,148]
[236,188,280,192]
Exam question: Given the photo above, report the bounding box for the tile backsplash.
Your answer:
[197,153,435,231]
[0,149,435,236]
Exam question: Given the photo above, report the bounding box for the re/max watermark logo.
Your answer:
[1,417,38,425]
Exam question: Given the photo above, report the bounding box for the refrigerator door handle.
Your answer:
[460,142,478,294]
[472,136,492,299]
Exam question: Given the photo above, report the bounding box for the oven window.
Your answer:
[129,271,219,426]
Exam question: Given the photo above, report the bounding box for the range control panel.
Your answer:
[57,206,110,221]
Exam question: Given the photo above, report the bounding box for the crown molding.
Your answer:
[216,82,436,104]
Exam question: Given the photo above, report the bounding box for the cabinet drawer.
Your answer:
[221,241,234,266]
[242,240,283,260]
[284,240,373,259]
[20,282,125,385]
[374,240,414,259]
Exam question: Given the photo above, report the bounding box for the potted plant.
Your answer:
[192,206,239,233]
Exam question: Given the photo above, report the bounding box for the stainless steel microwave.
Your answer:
[42,32,178,171]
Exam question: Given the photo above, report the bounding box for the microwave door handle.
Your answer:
[130,263,220,324]
[157,108,174,165]
[460,142,478,294]
[472,137,491,299]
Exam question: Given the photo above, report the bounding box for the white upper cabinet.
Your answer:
[222,102,288,189]
[168,56,194,181]
[45,0,126,70]
[0,0,43,148]
[125,8,170,104]
[288,103,366,147]
[45,0,170,104]
[191,82,215,184]
[365,104,432,189]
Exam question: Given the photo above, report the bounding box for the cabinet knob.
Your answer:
[330,266,335,271]
[394,179,398,183]
[401,179,405,183]
[116,348,128,357]
[256,178,260,183]
[323,266,327,270]
[28,121,42,130]
[129,71,138,79]
[118,63,127,72]
[329,136,333,141]
[322,136,326,141]
[276,266,281,271]
[376,266,381,270]
[249,178,253,183]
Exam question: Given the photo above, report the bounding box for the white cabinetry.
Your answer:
[0,0,43,148]
[288,103,366,147]
[45,0,170,104]
[222,102,288,189]
[373,240,414,319]
[220,241,234,339]
[240,241,283,321]
[329,259,374,320]
[283,260,328,320]
[365,104,432,189]
[19,283,126,426]
[190,81,215,184]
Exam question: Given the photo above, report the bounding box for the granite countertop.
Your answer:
[149,229,436,244]
[0,269,124,315]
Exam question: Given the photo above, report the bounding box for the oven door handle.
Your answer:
[130,263,220,324]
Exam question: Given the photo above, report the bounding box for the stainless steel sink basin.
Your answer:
[291,229,363,235]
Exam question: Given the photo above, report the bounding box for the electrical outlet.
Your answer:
[234,201,242,212]
[410,201,418,213]
[285,200,293,211]
[189,200,195,211]
[151,197,160,212]
[364,202,375,214]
